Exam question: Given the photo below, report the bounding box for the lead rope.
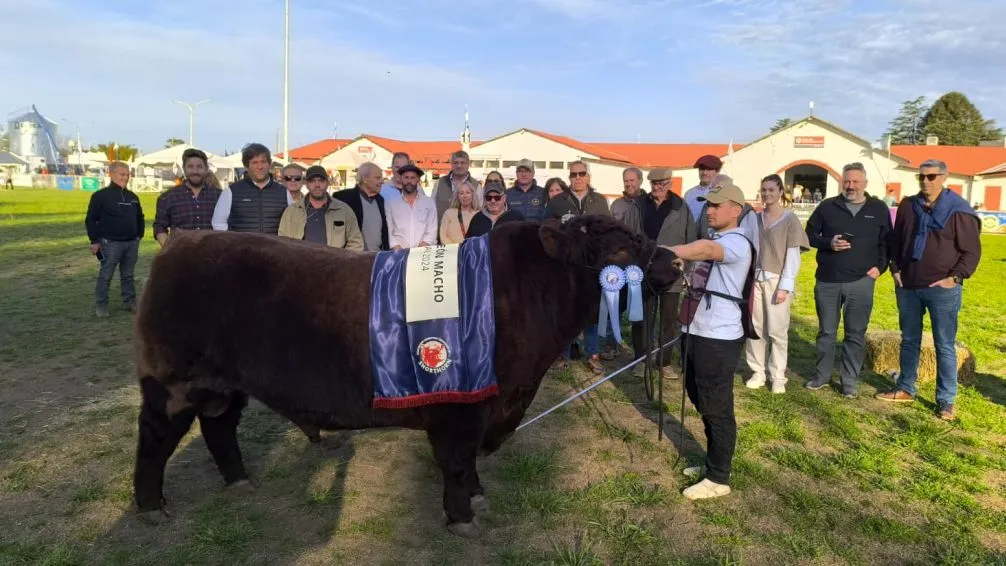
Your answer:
[670,265,692,469]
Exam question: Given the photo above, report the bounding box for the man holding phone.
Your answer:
[804,162,892,397]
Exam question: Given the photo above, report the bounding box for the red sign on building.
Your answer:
[794,136,825,148]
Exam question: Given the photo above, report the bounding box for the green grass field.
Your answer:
[1,189,1004,565]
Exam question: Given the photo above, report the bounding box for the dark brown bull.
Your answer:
[132,215,680,536]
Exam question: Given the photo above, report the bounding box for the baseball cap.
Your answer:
[484,183,504,196]
[698,182,746,206]
[516,158,534,171]
[305,165,328,181]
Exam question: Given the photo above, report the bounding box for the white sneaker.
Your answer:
[683,465,705,478]
[770,382,786,394]
[632,364,645,378]
[682,478,731,500]
[745,376,766,389]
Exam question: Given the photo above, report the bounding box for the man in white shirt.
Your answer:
[386,163,437,249]
[666,180,755,501]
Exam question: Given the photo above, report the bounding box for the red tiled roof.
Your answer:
[591,143,742,168]
[361,135,488,174]
[890,145,1006,176]
[525,130,633,163]
[980,161,1006,175]
[276,139,353,162]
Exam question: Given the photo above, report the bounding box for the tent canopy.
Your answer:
[132,144,218,168]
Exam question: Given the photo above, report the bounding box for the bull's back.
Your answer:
[136,231,380,418]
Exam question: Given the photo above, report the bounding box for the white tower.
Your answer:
[461,105,471,152]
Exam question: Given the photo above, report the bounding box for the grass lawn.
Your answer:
[1,189,1004,565]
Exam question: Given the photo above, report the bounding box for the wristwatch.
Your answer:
[952,274,963,285]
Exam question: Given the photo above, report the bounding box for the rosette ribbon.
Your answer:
[597,265,627,344]
[625,265,644,323]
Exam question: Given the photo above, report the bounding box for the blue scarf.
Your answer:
[910,189,977,261]
[368,236,498,409]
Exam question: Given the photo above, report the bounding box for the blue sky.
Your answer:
[1,0,1004,155]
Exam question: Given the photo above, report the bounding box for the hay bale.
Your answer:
[864,330,976,386]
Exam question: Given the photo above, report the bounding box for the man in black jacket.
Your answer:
[211,143,291,234]
[333,161,389,251]
[466,184,524,237]
[804,162,892,397]
[85,162,144,317]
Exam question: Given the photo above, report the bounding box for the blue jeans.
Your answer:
[565,323,601,359]
[95,238,140,307]
[895,285,963,408]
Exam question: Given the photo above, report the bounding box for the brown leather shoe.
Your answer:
[938,405,956,421]
[875,389,915,403]
[586,356,604,375]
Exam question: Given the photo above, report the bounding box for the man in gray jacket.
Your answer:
[636,168,696,377]
[610,166,645,234]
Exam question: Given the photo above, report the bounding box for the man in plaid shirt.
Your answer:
[153,148,223,246]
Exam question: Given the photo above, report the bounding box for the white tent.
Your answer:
[208,152,286,170]
[132,144,218,173]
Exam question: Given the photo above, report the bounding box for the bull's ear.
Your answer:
[539,220,569,260]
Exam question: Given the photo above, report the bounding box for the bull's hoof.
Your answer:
[470,494,491,515]
[226,479,255,493]
[447,520,480,539]
[137,508,171,525]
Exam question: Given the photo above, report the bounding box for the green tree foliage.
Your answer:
[770,118,793,133]
[922,92,1004,146]
[94,142,139,162]
[884,96,929,145]
[164,138,185,148]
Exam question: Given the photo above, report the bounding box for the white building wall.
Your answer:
[319,138,395,187]
[716,122,904,203]
[468,130,596,186]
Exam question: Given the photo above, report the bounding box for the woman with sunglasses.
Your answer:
[484,170,506,188]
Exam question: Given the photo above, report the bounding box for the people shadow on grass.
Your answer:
[93,402,359,564]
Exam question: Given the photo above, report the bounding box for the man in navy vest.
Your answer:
[212,143,292,234]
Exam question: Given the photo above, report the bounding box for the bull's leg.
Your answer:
[427,421,481,538]
[134,377,197,516]
[197,391,250,486]
[468,466,490,515]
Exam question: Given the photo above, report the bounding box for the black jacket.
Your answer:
[467,209,524,238]
[545,188,611,222]
[85,183,145,243]
[226,176,288,234]
[805,195,892,282]
[332,186,390,250]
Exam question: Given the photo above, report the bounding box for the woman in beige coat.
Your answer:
[438,181,480,244]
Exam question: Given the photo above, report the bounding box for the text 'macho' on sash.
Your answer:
[404,244,461,323]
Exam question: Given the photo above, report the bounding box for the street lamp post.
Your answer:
[173,99,211,146]
[283,0,290,164]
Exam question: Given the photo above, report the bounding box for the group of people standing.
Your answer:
[83,142,981,503]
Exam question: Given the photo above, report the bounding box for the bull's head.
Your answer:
[538,215,682,295]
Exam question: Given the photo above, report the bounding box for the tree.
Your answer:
[921,91,1004,146]
[883,96,929,145]
[770,118,793,133]
[164,138,185,148]
[95,142,139,162]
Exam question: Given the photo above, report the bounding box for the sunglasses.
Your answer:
[283,176,302,182]
[569,171,588,178]
[917,173,943,181]
[485,194,502,201]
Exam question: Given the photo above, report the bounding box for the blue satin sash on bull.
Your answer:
[597,265,644,343]
[368,236,498,409]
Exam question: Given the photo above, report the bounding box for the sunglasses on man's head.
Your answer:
[569,171,587,178]
[485,194,502,201]
[917,173,943,181]
[283,176,302,182]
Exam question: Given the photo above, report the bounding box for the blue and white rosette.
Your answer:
[625,265,644,322]
[597,265,626,344]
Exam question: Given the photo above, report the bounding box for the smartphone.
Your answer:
[841,232,855,242]
[95,249,105,262]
